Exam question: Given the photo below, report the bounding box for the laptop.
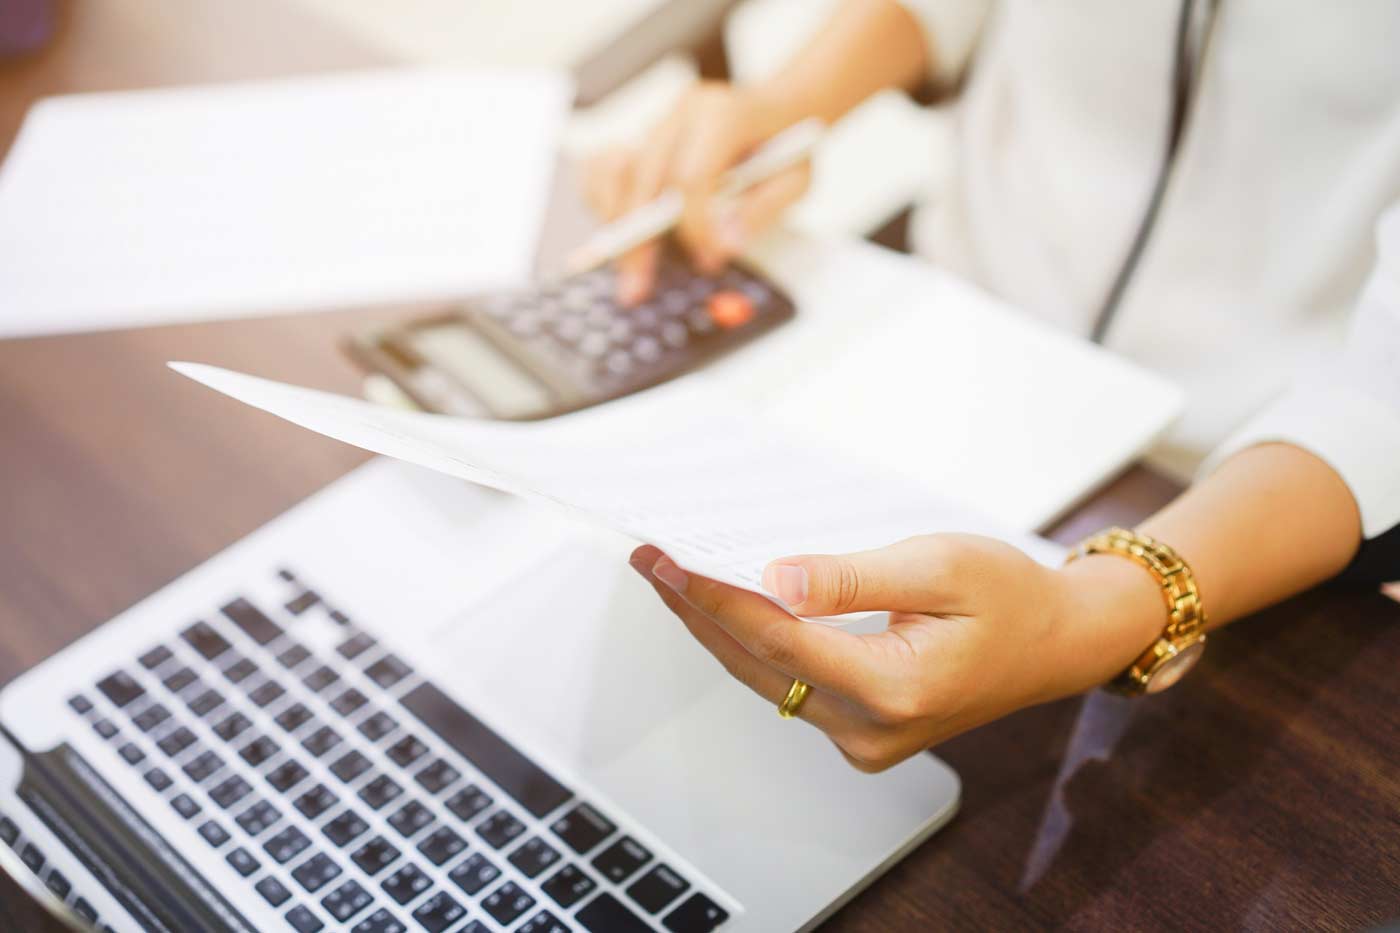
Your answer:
[0,458,961,933]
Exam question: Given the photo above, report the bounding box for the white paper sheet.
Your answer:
[0,68,572,338]
[171,362,1065,620]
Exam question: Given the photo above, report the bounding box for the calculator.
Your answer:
[345,248,796,420]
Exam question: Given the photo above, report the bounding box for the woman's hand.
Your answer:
[629,534,1165,772]
[584,82,810,305]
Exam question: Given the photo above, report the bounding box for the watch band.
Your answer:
[1067,527,1209,694]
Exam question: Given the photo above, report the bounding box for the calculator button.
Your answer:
[267,760,310,793]
[144,767,173,792]
[133,703,171,732]
[322,879,373,923]
[352,835,402,876]
[198,820,231,848]
[633,306,659,328]
[256,875,292,907]
[551,803,616,854]
[448,852,500,895]
[181,622,231,661]
[382,863,432,905]
[707,291,754,329]
[576,892,652,933]
[661,290,690,315]
[416,826,466,866]
[605,351,633,377]
[476,810,526,849]
[139,645,174,669]
[93,718,119,740]
[237,799,282,836]
[286,904,325,933]
[632,335,662,363]
[359,774,404,811]
[388,801,435,838]
[519,909,570,933]
[292,852,343,892]
[607,318,633,343]
[353,908,407,933]
[324,810,371,848]
[413,758,459,795]
[446,785,493,822]
[226,846,260,877]
[555,317,585,342]
[508,836,560,878]
[213,712,252,742]
[97,670,145,708]
[411,890,466,933]
[579,331,609,357]
[661,321,689,348]
[482,880,534,926]
[264,826,312,864]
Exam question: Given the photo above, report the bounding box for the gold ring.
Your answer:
[778,679,811,719]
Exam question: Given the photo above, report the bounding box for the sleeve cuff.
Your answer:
[1198,383,1400,540]
[895,0,991,91]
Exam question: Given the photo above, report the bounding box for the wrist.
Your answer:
[1042,554,1170,700]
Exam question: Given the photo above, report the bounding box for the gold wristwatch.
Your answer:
[1067,527,1208,696]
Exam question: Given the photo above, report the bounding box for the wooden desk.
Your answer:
[2,3,1398,930]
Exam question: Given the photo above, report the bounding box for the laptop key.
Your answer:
[182,750,224,784]
[236,799,282,836]
[264,825,312,864]
[157,726,196,756]
[221,597,282,645]
[324,810,370,848]
[413,759,459,795]
[267,760,310,793]
[321,879,374,923]
[197,820,231,848]
[210,774,252,809]
[387,801,434,838]
[181,621,231,661]
[162,667,198,693]
[118,742,146,765]
[351,835,401,876]
[187,688,225,717]
[275,702,315,732]
[248,679,286,708]
[519,910,569,933]
[359,774,404,811]
[133,703,171,733]
[337,632,377,660]
[213,711,252,742]
[481,881,534,926]
[448,852,500,896]
[294,784,338,820]
[508,836,560,878]
[171,793,202,820]
[358,711,398,742]
[285,904,325,933]
[221,657,259,684]
[365,655,412,689]
[139,645,174,669]
[239,734,279,767]
[351,908,407,933]
[277,643,312,669]
[303,665,340,694]
[68,694,94,715]
[255,875,292,907]
[540,863,595,909]
[592,836,652,884]
[577,892,653,933]
[381,863,431,905]
[662,893,729,933]
[411,890,466,933]
[144,767,173,792]
[226,846,260,877]
[302,726,342,758]
[445,785,493,823]
[330,750,373,783]
[416,826,466,867]
[551,802,616,854]
[97,670,146,708]
[92,718,119,740]
[330,687,369,716]
[292,852,343,893]
[627,863,690,914]
[476,810,526,849]
[387,735,428,768]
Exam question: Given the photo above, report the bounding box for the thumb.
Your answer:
[762,536,958,616]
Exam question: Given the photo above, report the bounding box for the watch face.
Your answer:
[1144,639,1205,693]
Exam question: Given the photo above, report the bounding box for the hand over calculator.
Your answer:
[346,249,795,420]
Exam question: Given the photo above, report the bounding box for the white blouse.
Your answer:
[896,0,1400,540]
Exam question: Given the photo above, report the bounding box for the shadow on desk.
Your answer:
[824,585,1400,931]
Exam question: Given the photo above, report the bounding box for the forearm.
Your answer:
[747,0,930,131]
[1050,443,1362,695]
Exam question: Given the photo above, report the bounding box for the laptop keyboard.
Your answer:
[61,568,730,933]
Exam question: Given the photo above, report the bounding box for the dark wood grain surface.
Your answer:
[2,3,1397,931]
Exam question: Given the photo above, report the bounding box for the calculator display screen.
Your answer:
[408,322,552,419]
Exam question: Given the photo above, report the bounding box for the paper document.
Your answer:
[172,363,1064,620]
[0,68,572,338]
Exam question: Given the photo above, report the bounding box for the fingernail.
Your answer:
[651,558,688,593]
[764,564,808,606]
[627,553,648,573]
[617,270,645,306]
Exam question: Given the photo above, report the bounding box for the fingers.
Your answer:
[762,534,973,617]
[582,147,634,221]
[709,161,811,262]
[641,552,888,703]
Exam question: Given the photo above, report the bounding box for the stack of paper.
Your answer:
[0,68,572,338]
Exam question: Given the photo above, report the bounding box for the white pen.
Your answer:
[564,117,826,276]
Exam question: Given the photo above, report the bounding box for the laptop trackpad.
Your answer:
[409,534,728,770]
